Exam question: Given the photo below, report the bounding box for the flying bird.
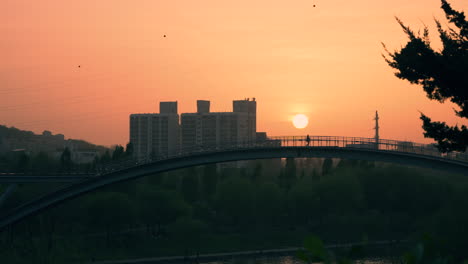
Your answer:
[163,35,166,38]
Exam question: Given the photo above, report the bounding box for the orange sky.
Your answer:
[2,0,467,146]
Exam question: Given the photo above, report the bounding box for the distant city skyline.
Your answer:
[2,0,467,146]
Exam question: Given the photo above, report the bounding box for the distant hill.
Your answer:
[0,125,109,154]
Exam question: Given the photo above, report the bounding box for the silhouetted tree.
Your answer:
[202,164,217,200]
[169,217,206,253]
[435,184,468,259]
[31,151,51,174]
[111,145,125,160]
[100,150,111,163]
[322,158,333,176]
[0,154,7,171]
[162,171,180,190]
[300,168,305,179]
[311,169,321,181]
[280,158,296,191]
[137,187,189,236]
[125,142,133,157]
[336,159,359,169]
[60,147,73,172]
[254,183,284,226]
[383,0,468,152]
[83,192,135,244]
[181,167,199,203]
[16,152,30,173]
[91,155,100,171]
[215,177,254,226]
[289,177,320,225]
[316,172,364,214]
[251,162,262,183]
[359,160,375,169]
[147,172,164,186]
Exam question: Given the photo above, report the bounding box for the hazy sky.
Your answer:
[2,0,467,146]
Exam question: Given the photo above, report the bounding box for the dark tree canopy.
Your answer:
[125,142,133,156]
[112,145,125,160]
[322,158,333,176]
[383,0,468,152]
[60,147,73,172]
[181,167,199,203]
[202,164,218,199]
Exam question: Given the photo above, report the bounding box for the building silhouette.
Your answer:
[181,99,256,151]
[130,99,257,160]
[233,99,257,143]
[130,102,180,160]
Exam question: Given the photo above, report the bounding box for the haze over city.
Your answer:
[2,0,467,146]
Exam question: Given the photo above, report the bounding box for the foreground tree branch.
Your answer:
[384,0,468,152]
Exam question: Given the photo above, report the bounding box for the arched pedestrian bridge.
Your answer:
[1,135,467,230]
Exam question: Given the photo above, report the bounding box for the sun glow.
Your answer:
[292,114,309,129]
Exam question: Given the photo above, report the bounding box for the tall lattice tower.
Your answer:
[374,111,380,148]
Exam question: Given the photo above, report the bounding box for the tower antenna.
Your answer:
[374,111,380,148]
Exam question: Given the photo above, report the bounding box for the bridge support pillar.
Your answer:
[0,184,17,209]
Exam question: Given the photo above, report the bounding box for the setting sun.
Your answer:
[292,114,309,129]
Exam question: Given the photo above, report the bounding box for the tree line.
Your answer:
[0,143,133,174]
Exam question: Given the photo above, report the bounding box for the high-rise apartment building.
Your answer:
[130,99,257,159]
[129,102,180,160]
[233,99,256,143]
[180,99,256,150]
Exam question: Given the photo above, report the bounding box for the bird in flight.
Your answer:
[78,65,81,68]
[163,35,166,38]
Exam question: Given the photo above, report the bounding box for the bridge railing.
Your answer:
[94,136,468,175]
[271,136,468,161]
